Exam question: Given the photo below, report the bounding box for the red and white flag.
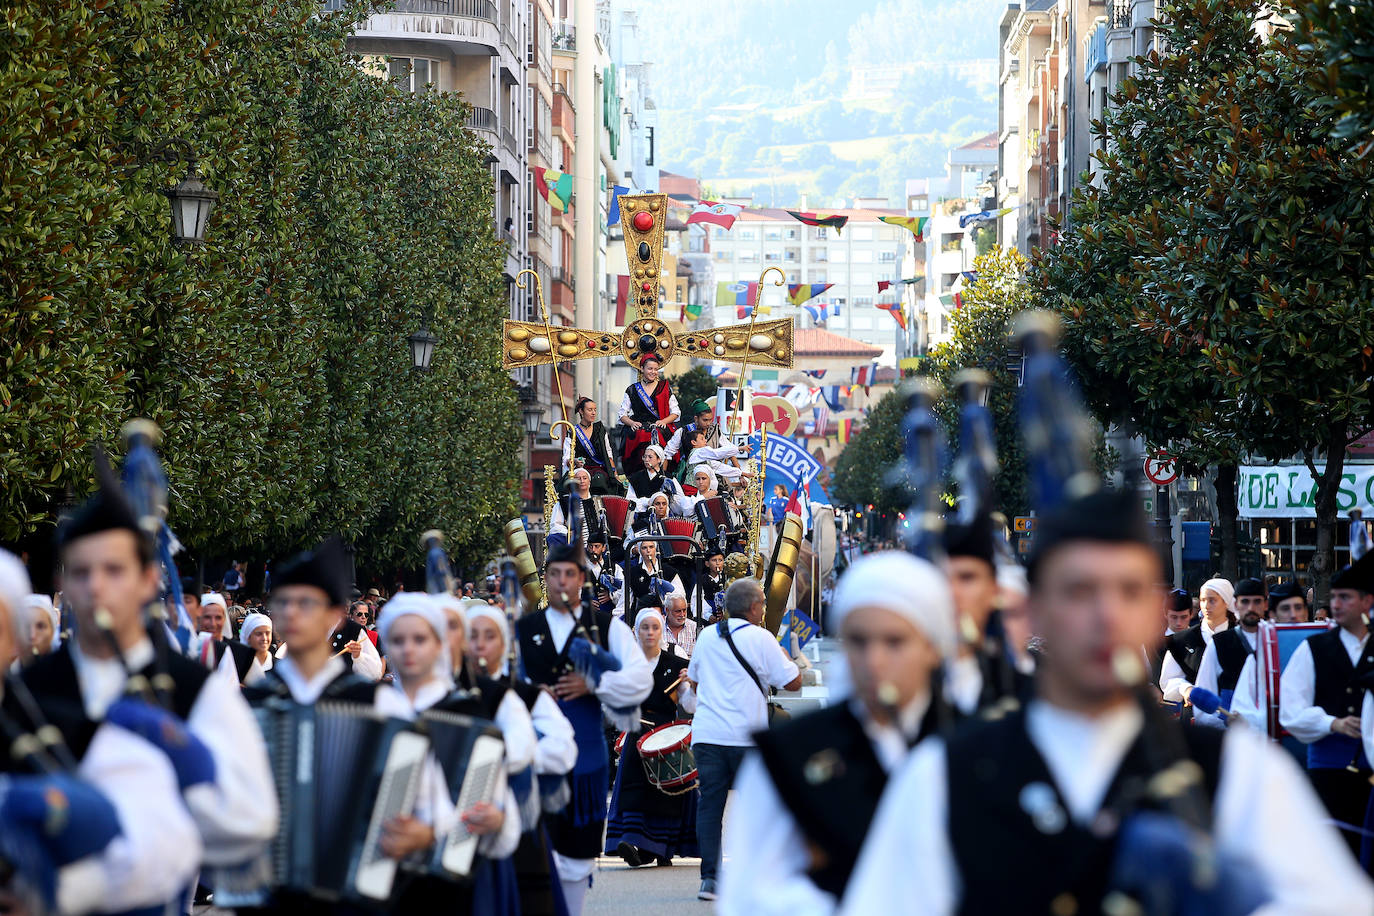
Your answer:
[686,200,743,229]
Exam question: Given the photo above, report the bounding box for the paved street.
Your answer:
[587,855,708,914]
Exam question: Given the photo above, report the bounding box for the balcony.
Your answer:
[465,106,498,159]
[552,26,575,51]
[327,0,503,49]
[502,126,519,156]
[1109,0,1130,28]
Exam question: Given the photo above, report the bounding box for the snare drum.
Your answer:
[661,518,699,557]
[636,720,697,794]
[613,731,627,757]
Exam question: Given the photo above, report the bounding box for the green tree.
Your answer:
[929,247,1032,520]
[0,0,520,578]
[1034,0,1374,595]
[832,387,908,515]
[1291,0,1374,156]
[671,366,720,416]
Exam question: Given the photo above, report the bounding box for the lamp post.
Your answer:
[161,168,219,246]
[408,321,438,372]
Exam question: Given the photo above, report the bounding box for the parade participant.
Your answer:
[514,539,653,915]
[617,354,679,475]
[563,397,623,495]
[627,445,694,517]
[942,512,1022,715]
[239,611,274,683]
[663,593,696,658]
[767,483,789,526]
[699,548,727,618]
[997,563,1036,677]
[1271,580,1310,622]
[626,540,684,611]
[10,474,276,874]
[0,548,207,916]
[328,579,384,681]
[684,427,748,483]
[466,602,577,916]
[665,399,717,463]
[1159,576,1235,704]
[15,593,60,662]
[631,491,673,537]
[605,606,698,868]
[687,578,802,901]
[197,591,258,685]
[1190,577,1265,726]
[586,533,625,616]
[691,466,719,501]
[1151,588,1194,685]
[249,537,379,706]
[1279,554,1374,860]
[549,468,609,551]
[722,551,955,914]
[842,489,1374,915]
[373,594,521,915]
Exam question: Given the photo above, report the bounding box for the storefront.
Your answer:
[1237,463,1372,577]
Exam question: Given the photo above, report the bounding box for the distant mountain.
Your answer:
[633,0,1002,205]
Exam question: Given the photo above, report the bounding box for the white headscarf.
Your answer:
[644,444,666,465]
[634,606,665,634]
[199,592,233,638]
[830,551,956,658]
[693,465,718,492]
[466,604,512,677]
[19,595,61,653]
[0,549,32,620]
[376,593,453,687]
[1200,577,1236,613]
[239,613,272,647]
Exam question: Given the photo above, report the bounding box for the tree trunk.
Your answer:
[1214,462,1239,581]
[1308,423,1349,608]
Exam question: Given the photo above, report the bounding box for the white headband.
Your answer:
[376,593,453,686]
[466,605,510,649]
[830,551,956,658]
[693,465,717,490]
[1200,578,1236,613]
[644,444,666,462]
[0,549,33,619]
[634,606,664,633]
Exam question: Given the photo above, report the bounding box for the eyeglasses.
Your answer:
[268,595,329,614]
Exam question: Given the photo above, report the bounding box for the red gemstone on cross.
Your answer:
[632,211,654,232]
[641,282,652,291]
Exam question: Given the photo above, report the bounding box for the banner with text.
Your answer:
[1237,464,1374,518]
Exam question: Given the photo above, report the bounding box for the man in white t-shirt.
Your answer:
[687,578,801,901]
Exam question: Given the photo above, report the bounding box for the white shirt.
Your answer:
[686,443,744,482]
[541,606,654,715]
[69,639,277,866]
[272,654,355,704]
[56,720,204,915]
[332,620,384,681]
[687,619,799,747]
[626,476,695,516]
[841,700,1374,916]
[720,694,929,916]
[1279,627,1368,743]
[1158,617,1229,702]
[617,388,680,423]
[944,653,985,716]
[1228,653,1269,732]
[1192,627,1255,729]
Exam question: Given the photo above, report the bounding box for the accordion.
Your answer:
[213,698,429,907]
[417,709,507,878]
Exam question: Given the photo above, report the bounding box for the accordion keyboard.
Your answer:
[439,732,506,876]
[352,727,429,900]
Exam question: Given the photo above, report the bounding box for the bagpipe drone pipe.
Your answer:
[1012,311,1270,916]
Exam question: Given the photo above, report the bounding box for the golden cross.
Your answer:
[500,193,795,374]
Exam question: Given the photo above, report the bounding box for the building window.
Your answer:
[879,250,897,262]
[851,226,873,241]
[852,249,873,263]
[907,194,928,211]
[784,228,799,240]
[940,315,950,335]
[853,296,874,308]
[739,228,757,241]
[388,56,440,94]
[831,248,847,263]
[813,227,829,240]
[810,271,827,283]
[739,251,759,263]
[941,273,959,288]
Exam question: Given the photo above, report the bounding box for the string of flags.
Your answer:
[876,301,907,330]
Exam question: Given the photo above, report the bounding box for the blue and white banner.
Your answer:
[746,431,822,490]
[778,608,820,650]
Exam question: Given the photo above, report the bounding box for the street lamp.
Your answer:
[161,167,219,246]
[522,402,543,437]
[408,321,438,372]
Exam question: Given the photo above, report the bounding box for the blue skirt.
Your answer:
[603,738,700,859]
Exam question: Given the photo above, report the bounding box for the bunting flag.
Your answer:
[878,215,930,241]
[607,184,630,226]
[715,280,758,308]
[901,275,925,285]
[787,283,834,307]
[737,304,772,319]
[958,206,1016,229]
[838,417,854,444]
[877,280,893,294]
[786,210,849,232]
[852,365,874,386]
[803,370,827,379]
[707,365,729,378]
[820,385,844,408]
[803,303,826,324]
[534,167,573,212]
[960,270,978,285]
[687,200,743,229]
[685,301,703,320]
[940,292,964,309]
[812,401,830,437]
[616,275,630,326]
[877,301,907,330]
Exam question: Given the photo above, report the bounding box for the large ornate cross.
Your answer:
[500,193,795,373]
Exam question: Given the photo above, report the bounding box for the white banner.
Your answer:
[1237,464,1374,518]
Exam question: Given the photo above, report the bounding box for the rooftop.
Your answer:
[794,327,885,358]
[959,131,999,151]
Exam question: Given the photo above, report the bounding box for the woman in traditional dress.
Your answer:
[239,611,274,683]
[604,606,698,867]
[617,355,679,475]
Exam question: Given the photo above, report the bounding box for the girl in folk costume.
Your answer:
[372,594,523,916]
[617,354,679,475]
[239,612,274,684]
[562,397,623,496]
[604,606,699,867]
[467,603,579,916]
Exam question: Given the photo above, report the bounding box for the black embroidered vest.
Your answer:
[1164,624,1208,684]
[1211,628,1252,694]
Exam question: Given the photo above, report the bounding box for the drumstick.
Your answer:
[663,671,689,694]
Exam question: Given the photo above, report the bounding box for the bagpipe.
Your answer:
[1009,311,1270,916]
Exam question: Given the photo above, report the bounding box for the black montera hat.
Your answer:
[273,536,350,607]
[1331,551,1374,594]
[1026,488,1152,584]
[943,512,998,570]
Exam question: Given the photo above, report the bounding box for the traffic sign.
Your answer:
[1014,516,1037,533]
[1143,451,1179,486]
